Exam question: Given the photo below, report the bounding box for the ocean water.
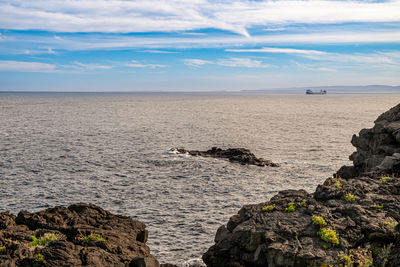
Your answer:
[0,92,399,265]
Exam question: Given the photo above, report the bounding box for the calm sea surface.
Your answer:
[1,92,399,265]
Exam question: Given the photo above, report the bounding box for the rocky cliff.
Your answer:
[0,203,159,267]
[203,103,400,266]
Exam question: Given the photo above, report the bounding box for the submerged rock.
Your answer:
[203,103,400,266]
[0,203,159,267]
[171,147,279,167]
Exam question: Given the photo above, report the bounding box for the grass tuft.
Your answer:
[30,233,58,247]
[285,201,296,212]
[79,233,106,243]
[318,227,339,245]
[297,201,307,207]
[380,176,392,183]
[342,193,356,203]
[34,253,45,261]
[312,216,327,228]
[262,205,275,212]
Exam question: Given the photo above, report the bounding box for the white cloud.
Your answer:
[184,57,270,68]
[183,59,212,67]
[139,50,179,54]
[125,60,167,69]
[1,0,400,36]
[305,52,396,64]
[0,60,55,72]
[0,33,3,40]
[216,57,270,68]
[226,47,327,55]
[11,31,400,54]
[73,61,112,70]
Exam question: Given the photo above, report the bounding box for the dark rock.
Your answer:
[203,103,400,266]
[171,147,279,167]
[0,203,159,267]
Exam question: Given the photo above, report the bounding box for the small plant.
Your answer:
[318,228,339,245]
[339,252,353,266]
[333,179,342,189]
[79,233,106,243]
[342,193,356,203]
[262,205,275,212]
[375,203,383,209]
[34,253,45,261]
[313,216,327,227]
[285,201,296,212]
[322,244,328,250]
[380,176,392,183]
[297,201,307,207]
[0,246,5,254]
[384,221,395,227]
[30,233,58,247]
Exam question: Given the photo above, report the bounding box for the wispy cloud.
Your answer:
[226,47,327,55]
[1,1,400,36]
[0,60,55,72]
[183,59,212,67]
[126,60,167,69]
[4,31,399,54]
[304,52,396,64]
[216,57,270,68]
[184,57,271,68]
[139,50,179,54]
[73,61,113,70]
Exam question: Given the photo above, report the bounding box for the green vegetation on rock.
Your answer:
[312,216,327,227]
[297,201,307,207]
[285,201,296,212]
[342,193,356,203]
[0,246,5,254]
[384,220,395,227]
[318,228,339,245]
[380,176,392,183]
[262,205,275,212]
[30,233,58,247]
[79,233,106,243]
[333,179,342,189]
[375,203,383,209]
[34,253,45,261]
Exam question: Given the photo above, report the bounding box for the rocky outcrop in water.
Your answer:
[171,147,279,167]
[0,203,159,267]
[203,104,400,266]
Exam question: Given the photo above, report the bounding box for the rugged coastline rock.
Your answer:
[171,147,279,167]
[0,203,159,267]
[203,104,400,266]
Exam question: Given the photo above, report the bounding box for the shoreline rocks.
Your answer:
[203,104,400,266]
[170,147,279,167]
[0,203,159,267]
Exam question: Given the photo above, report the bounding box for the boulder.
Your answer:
[0,203,159,267]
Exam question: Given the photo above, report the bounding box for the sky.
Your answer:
[0,0,400,92]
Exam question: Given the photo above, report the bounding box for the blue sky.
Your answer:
[0,0,400,91]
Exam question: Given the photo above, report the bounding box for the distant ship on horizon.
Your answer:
[306,89,327,95]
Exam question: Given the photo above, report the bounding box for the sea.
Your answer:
[0,92,399,265]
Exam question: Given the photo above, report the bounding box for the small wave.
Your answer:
[181,258,205,267]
